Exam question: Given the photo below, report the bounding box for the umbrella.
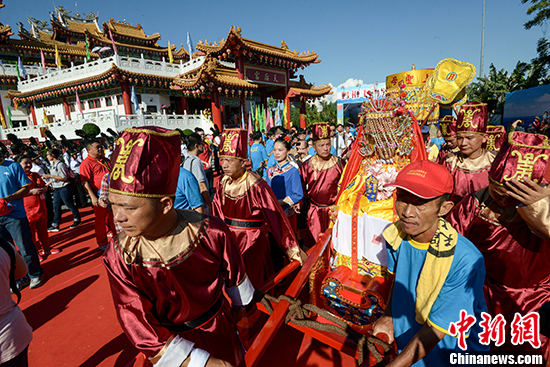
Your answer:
[161,104,170,109]
[91,46,102,53]
[99,47,111,53]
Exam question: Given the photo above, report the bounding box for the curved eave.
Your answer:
[104,21,162,44]
[9,65,120,101]
[174,69,258,91]
[3,39,99,58]
[196,27,319,65]
[288,85,332,98]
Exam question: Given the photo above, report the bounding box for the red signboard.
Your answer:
[244,66,286,86]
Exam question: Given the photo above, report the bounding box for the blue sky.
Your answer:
[1,0,546,89]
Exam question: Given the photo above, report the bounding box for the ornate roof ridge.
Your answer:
[105,19,161,41]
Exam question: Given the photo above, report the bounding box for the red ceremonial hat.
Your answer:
[388,160,454,199]
[219,128,248,160]
[109,126,181,198]
[456,101,488,134]
[483,125,507,151]
[439,115,456,138]
[489,131,550,185]
[312,122,331,142]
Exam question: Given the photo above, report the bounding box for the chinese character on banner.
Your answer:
[478,312,506,347]
[405,74,414,85]
[511,312,541,348]
[449,310,477,350]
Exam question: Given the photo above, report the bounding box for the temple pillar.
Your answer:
[300,98,307,129]
[181,95,189,113]
[211,90,222,131]
[63,96,71,120]
[121,81,133,115]
[236,56,244,80]
[30,101,37,126]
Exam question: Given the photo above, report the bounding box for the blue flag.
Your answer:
[187,32,194,59]
[18,57,27,78]
[131,86,139,114]
[0,59,5,75]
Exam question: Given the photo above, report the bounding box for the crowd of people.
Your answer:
[0,97,549,366]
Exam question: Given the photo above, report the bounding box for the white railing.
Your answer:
[179,56,205,74]
[0,64,55,78]
[1,112,214,141]
[17,54,186,93]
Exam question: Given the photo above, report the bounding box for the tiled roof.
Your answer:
[105,19,161,42]
[173,57,257,90]
[66,20,101,36]
[196,26,319,64]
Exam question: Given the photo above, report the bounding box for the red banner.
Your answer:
[244,66,286,86]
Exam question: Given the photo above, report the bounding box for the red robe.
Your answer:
[442,149,496,205]
[212,171,301,289]
[299,155,343,246]
[449,188,550,355]
[103,210,246,365]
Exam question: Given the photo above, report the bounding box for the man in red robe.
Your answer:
[212,128,305,289]
[436,115,460,165]
[299,122,344,247]
[103,126,255,367]
[449,131,550,357]
[442,102,496,205]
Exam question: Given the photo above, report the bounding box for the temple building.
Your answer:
[0,5,330,141]
[173,26,331,130]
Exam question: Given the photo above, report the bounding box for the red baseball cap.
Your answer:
[388,160,454,199]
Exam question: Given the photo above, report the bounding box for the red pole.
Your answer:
[181,95,189,113]
[121,81,132,115]
[284,95,291,129]
[237,55,244,80]
[300,99,306,129]
[63,96,71,120]
[211,90,222,131]
[30,101,38,126]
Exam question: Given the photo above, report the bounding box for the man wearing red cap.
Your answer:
[436,115,460,165]
[442,102,496,205]
[373,160,489,366]
[212,128,305,289]
[299,122,344,247]
[103,126,255,367]
[449,132,550,357]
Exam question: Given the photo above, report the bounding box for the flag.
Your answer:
[248,112,252,134]
[187,32,194,59]
[15,62,20,80]
[168,41,174,64]
[7,108,12,128]
[0,109,6,129]
[76,91,83,116]
[0,59,5,75]
[55,44,62,67]
[40,49,46,71]
[283,100,288,128]
[85,34,90,61]
[17,57,27,79]
[131,85,139,114]
[109,28,118,55]
[43,109,49,124]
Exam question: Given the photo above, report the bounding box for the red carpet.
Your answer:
[16,206,358,366]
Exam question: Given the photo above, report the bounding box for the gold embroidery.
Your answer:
[111,137,145,184]
[221,131,238,154]
[459,108,480,129]
[503,151,549,183]
[320,124,328,138]
[485,134,497,151]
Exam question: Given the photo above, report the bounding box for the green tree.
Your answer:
[522,0,550,29]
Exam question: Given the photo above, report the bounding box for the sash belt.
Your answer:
[165,296,223,333]
[310,198,332,208]
[224,217,264,229]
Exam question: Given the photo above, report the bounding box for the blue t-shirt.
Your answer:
[431,137,445,151]
[0,160,31,218]
[174,167,203,210]
[248,143,268,172]
[387,232,489,366]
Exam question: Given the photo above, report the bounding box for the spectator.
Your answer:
[0,238,33,366]
[0,149,44,290]
[16,156,59,261]
[174,167,203,212]
[182,133,211,214]
[248,131,268,175]
[195,128,214,197]
[68,150,88,208]
[104,144,114,160]
[79,139,116,251]
[43,149,81,232]
[430,129,445,150]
